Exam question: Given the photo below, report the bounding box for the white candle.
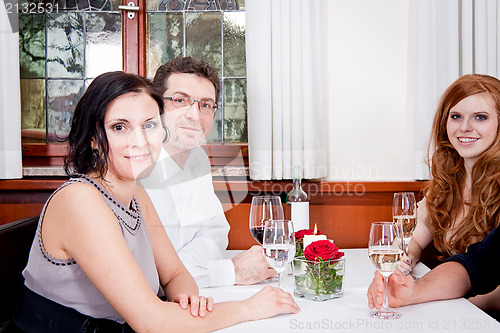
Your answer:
[303,234,327,249]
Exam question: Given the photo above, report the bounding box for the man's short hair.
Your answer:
[152,56,221,101]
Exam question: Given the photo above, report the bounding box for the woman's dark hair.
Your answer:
[64,71,165,178]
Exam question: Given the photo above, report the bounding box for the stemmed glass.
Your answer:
[392,192,417,255]
[249,196,284,245]
[262,220,296,289]
[368,222,403,319]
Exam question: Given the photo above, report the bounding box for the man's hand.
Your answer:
[367,270,415,309]
[232,245,276,285]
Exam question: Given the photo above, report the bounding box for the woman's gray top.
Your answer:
[23,175,160,323]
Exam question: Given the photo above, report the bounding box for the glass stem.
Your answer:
[277,272,282,289]
[382,275,389,312]
[404,238,410,255]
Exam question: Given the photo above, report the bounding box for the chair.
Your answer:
[0,216,38,330]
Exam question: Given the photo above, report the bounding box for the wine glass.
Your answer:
[249,196,284,245]
[392,192,417,255]
[368,222,403,319]
[262,220,296,289]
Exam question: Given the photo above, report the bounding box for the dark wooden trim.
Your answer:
[122,0,140,74]
[138,0,147,76]
[213,180,425,194]
[21,143,249,167]
[0,178,425,193]
[22,143,68,157]
[0,179,66,191]
[0,179,428,248]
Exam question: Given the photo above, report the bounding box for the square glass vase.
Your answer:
[292,256,344,301]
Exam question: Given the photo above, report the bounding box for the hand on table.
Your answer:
[244,286,300,320]
[367,270,415,309]
[233,245,276,285]
[173,294,214,317]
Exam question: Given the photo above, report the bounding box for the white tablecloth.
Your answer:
[200,249,499,332]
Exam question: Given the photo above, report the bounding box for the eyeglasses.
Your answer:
[163,95,218,115]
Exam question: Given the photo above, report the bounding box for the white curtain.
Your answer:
[246,0,328,180]
[0,1,22,179]
[414,0,500,180]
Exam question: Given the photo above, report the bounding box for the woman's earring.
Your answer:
[92,149,99,168]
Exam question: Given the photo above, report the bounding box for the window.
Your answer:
[18,0,247,148]
[146,0,247,142]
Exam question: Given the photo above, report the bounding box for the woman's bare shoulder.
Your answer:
[47,181,109,218]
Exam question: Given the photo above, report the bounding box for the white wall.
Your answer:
[325,0,415,181]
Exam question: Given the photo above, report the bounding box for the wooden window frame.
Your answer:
[21,0,247,173]
[22,142,248,174]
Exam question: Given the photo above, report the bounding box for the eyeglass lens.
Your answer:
[171,96,215,114]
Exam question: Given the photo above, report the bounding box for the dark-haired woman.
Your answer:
[11,71,299,332]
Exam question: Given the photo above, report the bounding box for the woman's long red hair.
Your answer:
[425,74,500,256]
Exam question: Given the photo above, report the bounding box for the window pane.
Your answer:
[46,13,84,78]
[20,79,46,143]
[223,11,245,77]
[185,12,222,74]
[20,1,122,144]
[47,79,85,142]
[146,0,241,11]
[19,14,45,78]
[218,0,241,10]
[85,12,122,78]
[206,104,222,142]
[48,0,121,11]
[223,78,247,142]
[146,0,247,143]
[146,12,184,78]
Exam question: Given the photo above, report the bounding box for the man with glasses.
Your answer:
[141,56,276,287]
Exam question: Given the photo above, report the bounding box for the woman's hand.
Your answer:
[243,286,300,320]
[173,294,214,317]
[367,270,415,309]
[397,253,413,276]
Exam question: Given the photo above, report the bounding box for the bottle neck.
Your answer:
[293,177,302,189]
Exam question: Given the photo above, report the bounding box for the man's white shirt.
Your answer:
[141,146,234,287]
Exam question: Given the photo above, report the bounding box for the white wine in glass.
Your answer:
[263,220,295,289]
[368,222,403,319]
[392,192,417,255]
[249,196,284,245]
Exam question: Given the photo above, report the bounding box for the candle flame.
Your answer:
[313,224,318,235]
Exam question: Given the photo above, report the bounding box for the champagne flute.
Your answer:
[368,222,403,319]
[249,196,284,245]
[262,220,296,289]
[392,192,417,255]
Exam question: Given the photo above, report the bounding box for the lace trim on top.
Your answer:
[75,174,142,235]
[38,174,143,266]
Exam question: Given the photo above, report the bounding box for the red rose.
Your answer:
[304,240,344,262]
[295,228,323,241]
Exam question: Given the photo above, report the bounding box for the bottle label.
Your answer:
[291,202,309,231]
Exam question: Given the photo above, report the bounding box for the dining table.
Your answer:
[200,249,499,332]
